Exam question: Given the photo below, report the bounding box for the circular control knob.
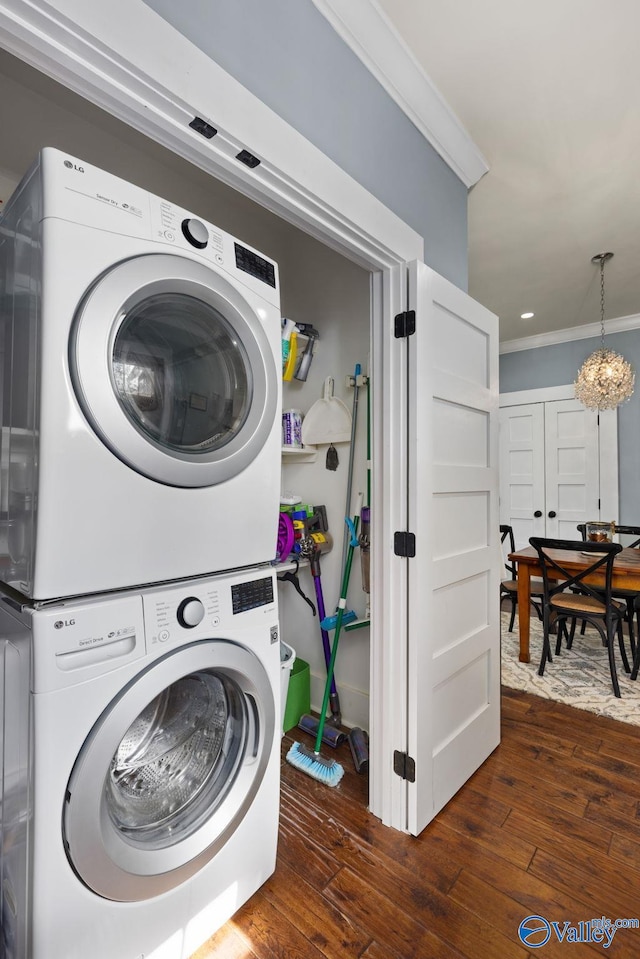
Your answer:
[177,597,205,629]
[181,218,209,249]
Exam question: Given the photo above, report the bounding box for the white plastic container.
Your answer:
[280,641,296,735]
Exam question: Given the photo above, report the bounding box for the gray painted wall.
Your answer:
[143,0,469,288]
[500,330,640,524]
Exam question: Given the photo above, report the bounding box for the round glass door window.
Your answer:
[71,254,279,487]
[112,294,251,456]
[63,640,276,901]
[106,670,245,846]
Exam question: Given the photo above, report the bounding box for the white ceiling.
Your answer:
[375,0,640,343]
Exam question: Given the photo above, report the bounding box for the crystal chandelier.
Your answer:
[574,252,635,410]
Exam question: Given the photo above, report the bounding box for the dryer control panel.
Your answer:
[148,195,280,303]
[40,147,280,306]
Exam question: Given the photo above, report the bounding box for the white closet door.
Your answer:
[499,404,546,549]
[544,399,600,538]
[405,261,500,837]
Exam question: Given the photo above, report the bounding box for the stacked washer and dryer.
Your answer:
[0,148,283,959]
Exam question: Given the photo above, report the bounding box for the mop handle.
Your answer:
[313,548,356,754]
[314,495,363,755]
[341,363,361,572]
[310,551,339,698]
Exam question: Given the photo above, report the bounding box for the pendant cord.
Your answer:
[599,256,606,350]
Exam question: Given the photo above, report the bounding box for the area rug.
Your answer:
[500,610,640,727]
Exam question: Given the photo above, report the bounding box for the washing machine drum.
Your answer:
[107,672,241,838]
[63,641,276,901]
[70,254,278,488]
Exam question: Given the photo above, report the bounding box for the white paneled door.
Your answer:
[405,261,500,837]
[499,398,612,550]
[498,403,545,548]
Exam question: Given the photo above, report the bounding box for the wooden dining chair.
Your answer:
[500,525,543,632]
[529,537,629,698]
[577,523,640,656]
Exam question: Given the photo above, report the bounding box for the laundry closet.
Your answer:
[0,49,372,729]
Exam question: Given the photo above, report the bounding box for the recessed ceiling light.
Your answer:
[520,312,534,319]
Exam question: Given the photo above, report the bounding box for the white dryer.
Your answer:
[0,148,282,600]
[0,565,280,959]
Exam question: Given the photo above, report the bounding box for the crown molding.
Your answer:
[499,313,640,354]
[311,0,488,188]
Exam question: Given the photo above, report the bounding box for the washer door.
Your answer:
[63,640,276,902]
[70,254,278,487]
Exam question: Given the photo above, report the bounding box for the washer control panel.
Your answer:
[142,570,277,647]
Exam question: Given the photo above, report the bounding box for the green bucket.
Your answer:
[283,658,311,732]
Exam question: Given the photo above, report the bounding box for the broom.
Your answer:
[286,496,362,786]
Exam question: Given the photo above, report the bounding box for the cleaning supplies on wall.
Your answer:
[282,409,303,448]
[281,317,297,378]
[326,444,339,471]
[283,329,298,381]
[294,324,319,382]
[301,377,352,446]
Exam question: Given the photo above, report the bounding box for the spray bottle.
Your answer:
[281,318,297,378]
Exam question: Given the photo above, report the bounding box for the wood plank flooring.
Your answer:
[193,689,640,958]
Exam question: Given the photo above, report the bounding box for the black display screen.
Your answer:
[234,243,276,288]
[231,576,274,614]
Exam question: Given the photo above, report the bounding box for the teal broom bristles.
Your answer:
[285,740,344,786]
[285,596,347,787]
[286,498,362,787]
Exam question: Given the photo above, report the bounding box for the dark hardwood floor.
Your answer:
[193,689,640,958]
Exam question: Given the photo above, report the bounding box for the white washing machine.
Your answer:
[0,148,282,600]
[0,565,280,959]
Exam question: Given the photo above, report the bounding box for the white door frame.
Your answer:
[499,384,619,526]
[0,0,426,830]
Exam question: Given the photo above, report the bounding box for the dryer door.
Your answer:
[63,639,276,902]
[70,254,279,487]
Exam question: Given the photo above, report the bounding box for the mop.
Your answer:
[320,363,364,633]
[296,538,347,748]
[286,496,362,787]
[347,372,371,772]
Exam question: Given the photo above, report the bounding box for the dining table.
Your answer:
[508,544,640,662]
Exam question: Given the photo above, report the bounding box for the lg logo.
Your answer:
[63,159,84,172]
[54,619,76,629]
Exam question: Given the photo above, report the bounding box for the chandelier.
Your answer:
[574,252,635,411]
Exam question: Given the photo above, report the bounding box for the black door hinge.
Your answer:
[394,531,416,557]
[393,750,416,782]
[394,309,416,338]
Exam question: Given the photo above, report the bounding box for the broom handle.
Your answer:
[341,363,361,573]
[314,498,361,754]
[311,551,339,705]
